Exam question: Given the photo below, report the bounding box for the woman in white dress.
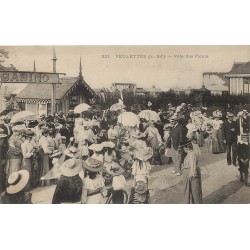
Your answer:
[81,158,107,204]
[211,111,225,154]
[21,130,35,191]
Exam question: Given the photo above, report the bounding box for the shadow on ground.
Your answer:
[203,180,246,204]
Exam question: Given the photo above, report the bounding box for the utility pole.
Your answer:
[51,48,57,115]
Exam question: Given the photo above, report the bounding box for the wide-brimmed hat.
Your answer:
[64,146,79,158]
[133,147,153,161]
[179,138,192,147]
[60,136,66,140]
[88,143,103,152]
[82,158,104,172]
[50,149,63,158]
[134,181,148,194]
[0,128,7,138]
[106,162,124,176]
[101,141,115,148]
[226,112,234,118]
[6,170,29,194]
[242,110,248,114]
[59,158,83,177]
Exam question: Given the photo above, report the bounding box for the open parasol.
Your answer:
[74,103,91,113]
[10,111,35,124]
[138,110,160,122]
[117,112,139,127]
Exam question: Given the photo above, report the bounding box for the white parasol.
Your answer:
[138,110,160,122]
[74,103,91,113]
[110,99,126,111]
[118,112,139,127]
[10,111,35,124]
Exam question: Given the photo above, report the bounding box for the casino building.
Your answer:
[16,61,96,116]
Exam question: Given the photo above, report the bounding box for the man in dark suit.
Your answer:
[223,112,239,166]
[166,114,186,176]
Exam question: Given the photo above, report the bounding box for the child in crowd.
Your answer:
[107,162,127,204]
[237,133,249,186]
[78,139,89,161]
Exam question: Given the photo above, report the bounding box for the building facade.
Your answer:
[203,72,229,95]
[225,62,250,95]
[16,73,96,116]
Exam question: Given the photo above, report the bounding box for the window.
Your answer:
[243,78,250,94]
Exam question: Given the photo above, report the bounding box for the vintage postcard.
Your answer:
[0,45,249,204]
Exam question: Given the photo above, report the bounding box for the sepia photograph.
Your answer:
[0,45,249,204]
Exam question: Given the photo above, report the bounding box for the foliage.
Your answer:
[3,90,20,111]
[96,89,249,111]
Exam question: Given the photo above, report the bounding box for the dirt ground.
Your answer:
[31,146,250,204]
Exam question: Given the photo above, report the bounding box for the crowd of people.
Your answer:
[0,101,249,204]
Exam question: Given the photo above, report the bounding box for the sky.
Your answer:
[1,45,250,90]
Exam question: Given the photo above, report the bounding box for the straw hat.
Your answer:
[134,181,147,194]
[101,141,115,148]
[88,143,103,152]
[82,158,105,172]
[0,128,7,138]
[133,147,153,161]
[50,149,63,158]
[6,170,29,194]
[59,158,83,177]
[64,146,79,158]
[106,162,124,176]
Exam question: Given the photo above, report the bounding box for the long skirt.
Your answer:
[21,158,32,191]
[40,152,51,186]
[182,168,202,204]
[7,158,22,178]
[212,129,225,154]
[87,193,104,204]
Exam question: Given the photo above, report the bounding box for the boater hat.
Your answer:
[59,159,83,177]
[64,146,79,158]
[106,162,124,176]
[6,170,30,194]
[50,149,63,158]
[226,112,234,118]
[82,158,105,172]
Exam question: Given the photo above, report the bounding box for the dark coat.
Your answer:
[52,175,82,204]
[166,123,185,150]
[223,120,239,142]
